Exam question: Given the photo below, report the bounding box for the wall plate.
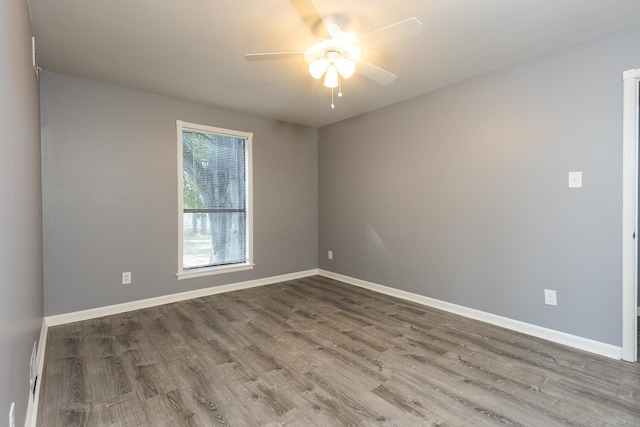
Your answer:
[568,171,582,188]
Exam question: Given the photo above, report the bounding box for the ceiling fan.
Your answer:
[245,0,422,108]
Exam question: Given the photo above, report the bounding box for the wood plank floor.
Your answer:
[37,276,640,426]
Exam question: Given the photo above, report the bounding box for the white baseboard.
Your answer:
[45,269,319,326]
[24,318,48,427]
[318,269,622,360]
[41,267,625,360]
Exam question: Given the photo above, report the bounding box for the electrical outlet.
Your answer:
[544,289,557,306]
[9,402,15,427]
[122,272,131,285]
[328,250,333,260]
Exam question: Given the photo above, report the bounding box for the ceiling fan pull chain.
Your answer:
[331,88,335,109]
[338,76,343,98]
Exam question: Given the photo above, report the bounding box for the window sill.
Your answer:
[176,263,254,280]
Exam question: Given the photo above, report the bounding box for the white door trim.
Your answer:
[622,68,640,362]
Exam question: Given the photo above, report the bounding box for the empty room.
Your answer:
[3,0,640,425]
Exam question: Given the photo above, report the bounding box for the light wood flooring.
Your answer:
[37,276,640,426]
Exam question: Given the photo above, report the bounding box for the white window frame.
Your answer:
[176,120,254,279]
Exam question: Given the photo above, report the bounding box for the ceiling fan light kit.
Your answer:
[303,38,362,88]
[245,0,422,109]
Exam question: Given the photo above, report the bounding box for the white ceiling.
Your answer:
[28,0,640,127]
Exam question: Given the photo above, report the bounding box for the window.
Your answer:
[177,121,253,279]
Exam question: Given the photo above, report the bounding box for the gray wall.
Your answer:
[0,0,44,424]
[319,26,640,346]
[41,72,318,316]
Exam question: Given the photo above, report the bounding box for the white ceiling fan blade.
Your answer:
[358,17,423,47]
[290,0,331,39]
[357,61,396,85]
[244,52,303,61]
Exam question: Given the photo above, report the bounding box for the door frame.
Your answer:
[622,68,639,362]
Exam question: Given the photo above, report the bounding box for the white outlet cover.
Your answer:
[568,171,582,188]
[544,289,558,306]
[122,272,132,285]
